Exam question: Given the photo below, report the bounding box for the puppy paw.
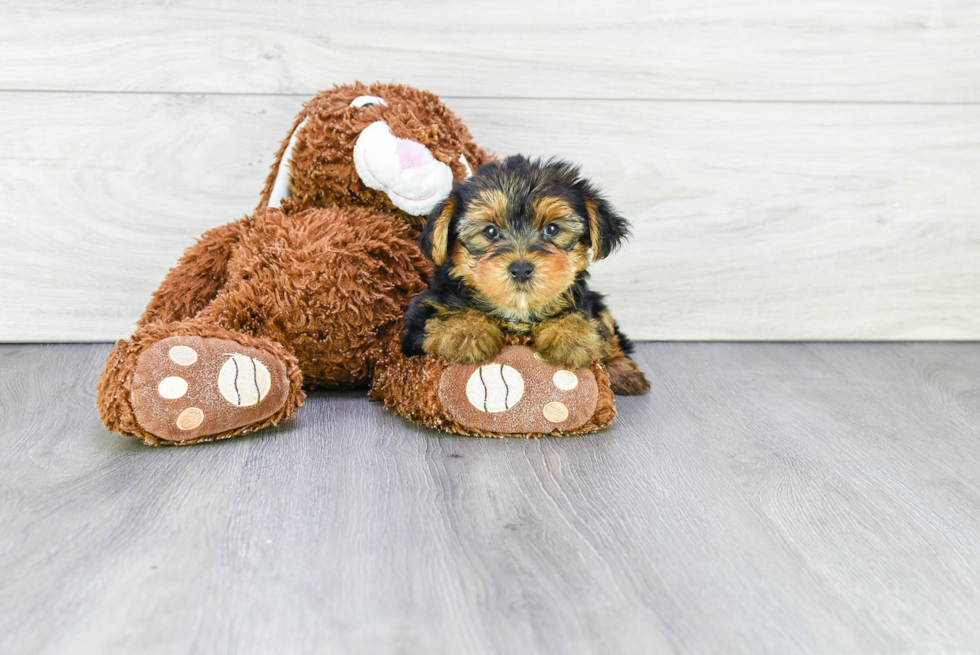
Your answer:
[606,356,651,395]
[532,314,605,369]
[423,309,504,364]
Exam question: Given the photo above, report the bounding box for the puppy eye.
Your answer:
[483,225,501,241]
[350,95,388,109]
[544,223,561,238]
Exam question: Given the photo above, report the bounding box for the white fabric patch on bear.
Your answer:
[268,116,310,209]
[349,95,388,108]
[552,370,579,391]
[158,376,189,399]
[352,121,454,216]
[218,354,272,408]
[168,345,198,366]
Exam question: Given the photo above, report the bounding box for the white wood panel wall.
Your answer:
[1,0,978,341]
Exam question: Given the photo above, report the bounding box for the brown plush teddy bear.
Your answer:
[96,82,617,445]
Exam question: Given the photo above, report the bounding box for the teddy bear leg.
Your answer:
[137,220,247,327]
[97,321,304,446]
[436,346,613,435]
[372,332,617,437]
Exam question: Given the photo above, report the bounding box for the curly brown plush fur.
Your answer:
[257,82,490,226]
[96,83,621,445]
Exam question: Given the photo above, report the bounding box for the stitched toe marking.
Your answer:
[465,364,524,413]
[542,402,569,423]
[552,370,578,391]
[218,354,272,407]
[158,376,188,399]
[176,407,205,431]
[168,345,198,366]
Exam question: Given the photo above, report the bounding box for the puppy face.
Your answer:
[422,156,629,315]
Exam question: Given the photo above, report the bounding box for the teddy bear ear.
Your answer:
[420,191,459,266]
[462,142,495,171]
[583,192,630,261]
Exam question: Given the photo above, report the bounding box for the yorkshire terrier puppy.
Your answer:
[401,155,650,395]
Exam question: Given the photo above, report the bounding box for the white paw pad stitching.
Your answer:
[218,354,272,408]
[465,364,525,413]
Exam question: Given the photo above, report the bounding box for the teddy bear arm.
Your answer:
[138,221,246,327]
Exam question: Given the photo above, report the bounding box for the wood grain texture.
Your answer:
[2,0,979,102]
[1,92,978,341]
[4,342,980,654]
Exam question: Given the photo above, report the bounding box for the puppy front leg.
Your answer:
[532,314,606,370]
[422,309,504,364]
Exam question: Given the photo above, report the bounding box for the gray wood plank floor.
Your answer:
[2,342,980,655]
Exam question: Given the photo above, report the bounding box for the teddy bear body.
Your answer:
[97,83,618,445]
[142,206,431,389]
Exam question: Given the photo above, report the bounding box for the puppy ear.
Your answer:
[420,191,458,266]
[584,194,630,261]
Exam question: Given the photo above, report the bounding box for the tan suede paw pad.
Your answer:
[438,345,598,434]
[131,336,289,442]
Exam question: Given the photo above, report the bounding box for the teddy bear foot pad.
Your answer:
[438,346,599,435]
[131,336,290,442]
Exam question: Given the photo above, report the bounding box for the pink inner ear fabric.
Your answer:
[396,139,432,169]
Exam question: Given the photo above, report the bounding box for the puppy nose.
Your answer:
[508,261,534,283]
[396,139,433,169]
